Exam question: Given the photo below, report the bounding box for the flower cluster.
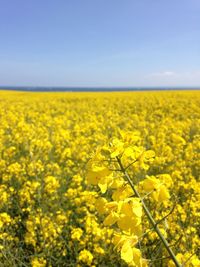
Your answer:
[87,133,173,266]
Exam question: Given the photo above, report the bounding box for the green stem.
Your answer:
[116,157,182,267]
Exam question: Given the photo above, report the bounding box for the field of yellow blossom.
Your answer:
[0,90,199,267]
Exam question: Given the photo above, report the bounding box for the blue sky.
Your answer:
[0,0,200,87]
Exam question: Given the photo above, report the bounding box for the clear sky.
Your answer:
[0,0,200,87]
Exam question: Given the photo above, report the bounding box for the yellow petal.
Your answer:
[132,247,142,266]
[158,185,170,202]
[98,181,107,194]
[95,198,107,214]
[103,212,118,226]
[121,242,133,263]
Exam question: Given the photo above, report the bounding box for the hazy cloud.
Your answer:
[143,70,200,87]
[148,71,176,77]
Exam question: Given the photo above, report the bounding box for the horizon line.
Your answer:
[1,85,200,89]
[0,86,200,93]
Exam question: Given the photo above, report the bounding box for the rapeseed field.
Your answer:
[0,90,199,266]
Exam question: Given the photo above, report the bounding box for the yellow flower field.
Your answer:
[0,90,199,266]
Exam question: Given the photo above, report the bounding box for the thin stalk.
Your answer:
[116,157,182,267]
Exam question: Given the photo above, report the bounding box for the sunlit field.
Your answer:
[0,90,199,267]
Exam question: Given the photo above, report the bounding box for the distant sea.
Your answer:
[0,86,199,92]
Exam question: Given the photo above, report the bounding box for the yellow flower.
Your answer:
[44,176,59,194]
[95,197,108,214]
[78,249,93,265]
[71,228,83,240]
[0,213,11,228]
[31,258,46,267]
[87,164,112,193]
